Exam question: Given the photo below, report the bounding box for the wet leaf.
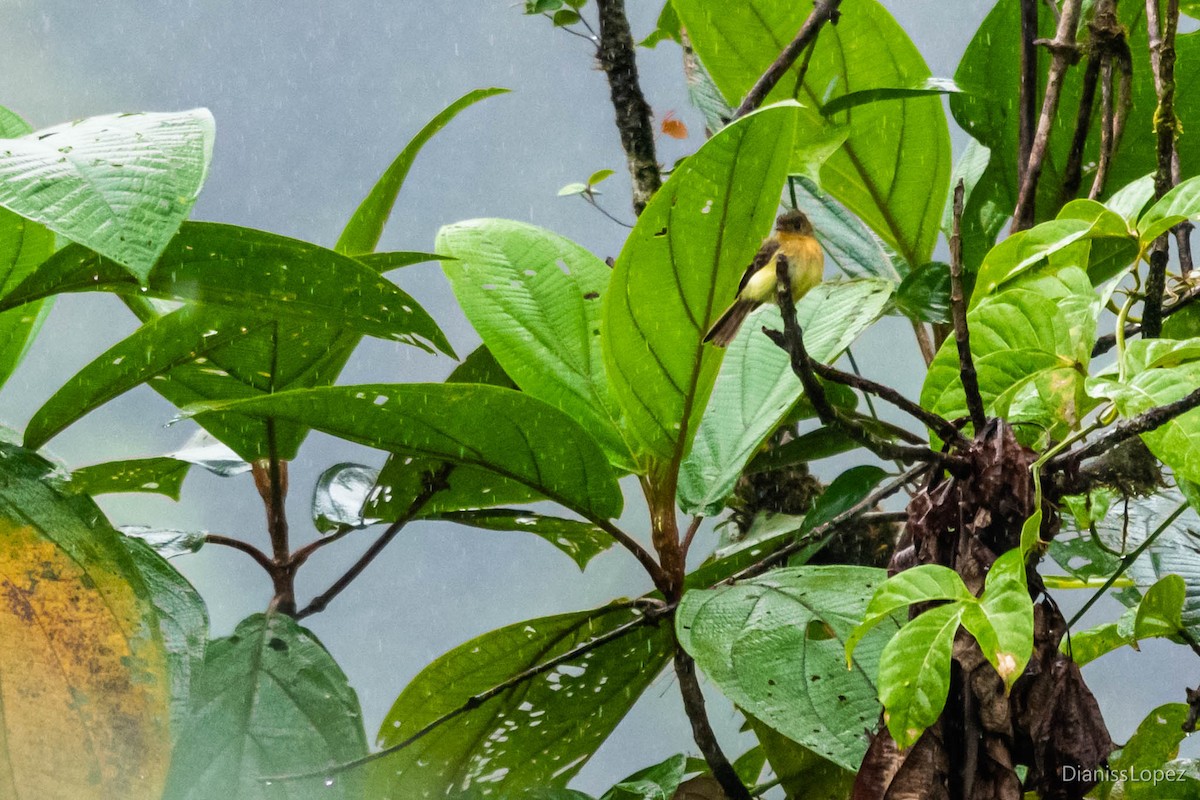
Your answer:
[185,383,624,520]
[336,88,507,256]
[69,455,192,500]
[895,261,951,324]
[674,0,951,268]
[433,509,613,570]
[877,602,962,749]
[1100,704,1191,799]
[676,565,895,770]
[312,462,380,533]
[120,525,208,558]
[679,279,893,515]
[603,104,798,467]
[0,205,54,389]
[367,604,672,796]
[601,753,691,800]
[439,219,636,470]
[1,221,453,354]
[0,442,172,798]
[163,613,368,800]
[0,109,213,281]
[1069,575,1186,665]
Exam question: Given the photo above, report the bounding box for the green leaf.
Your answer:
[895,261,951,324]
[674,0,951,267]
[119,535,208,738]
[433,509,613,570]
[70,456,193,500]
[1139,175,1200,244]
[186,383,623,519]
[557,182,589,197]
[335,88,508,255]
[1106,175,1157,223]
[676,565,895,770]
[845,564,972,662]
[923,266,1096,443]
[0,109,214,282]
[601,754,690,800]
[788,176,904,280]
[1105,704,1191,799]
[0,442,172,797]
[603,104,798,466]
[438,219,635,469]
[1069,574,1187,665]
[750,720,854,800]
[24,304,270,450]
[820,77,961,117]
[973,548,1034,687]
[948,139,1009,273]
[368,605,673,795]
[678,279,893,514]
[1088,340,1200,484]
[355,250,445,272]
[878,602,963,749]
[163,613,368,800]
[801,465,889,533]
[587,168,615,186]
[639,3,681,48]
[0,208,55,389]
[2,221,453,354]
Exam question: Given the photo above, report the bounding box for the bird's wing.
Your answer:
[735,238,781,295]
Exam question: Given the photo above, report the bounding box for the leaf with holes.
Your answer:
[0,109,214,281]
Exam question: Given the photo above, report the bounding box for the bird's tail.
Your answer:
[703,299,760,347]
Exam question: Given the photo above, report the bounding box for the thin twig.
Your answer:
[1050,386,1200,471]
[1091,56,1116,199]
[584,195,634,228]
[726,464,928,583]
[265,604,674,783]
[1012,0,1084,231]
[204,534,275,573]
[912,322,937,368]
[595,0,661,215]
[595,517,673,594]
[675,649,751,800]
[950,180,987,432]
[1061,51,1101,202]
[1093,282,1200,355]
[681,515,704,561]
[733,0,843,119]
[287,524,356,568]
[807,359,964,446]
[295,465,453,619]
[766,258,955,466]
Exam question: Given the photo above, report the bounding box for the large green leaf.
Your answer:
[0,109,213,281]
[1069,574,1186,665]
[24,304,271,450]
[952,1,1200,223]
[367,605,673,796]
[70,456,194,500]
[0,443,172,798]
[678,279,894,515]
[336,88,507,255]
[676,565,895,771]
[877,601,962,748]
[0,221,453,354]
[673,0,951,268]
[1100,704,1192,799]
[438,218,635,470]
[922,266,1097,442]
[603,104,797,467]
[185,384,623,519]
[0,208,55,389]
[120,534,208,736]
[163,613,368,800]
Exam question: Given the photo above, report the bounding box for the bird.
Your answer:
[703,209,825,347]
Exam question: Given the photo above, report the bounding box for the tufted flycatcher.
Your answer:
[703,209,825,347]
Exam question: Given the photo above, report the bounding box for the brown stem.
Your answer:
[1012,0,1084,231]
[295,464,452,619]
[680,515,703,561]
[674,649,752,800]
[733,0,843,119]
[1018,0,1039,190]
[950,180,987,433]
[1144,0,1181,338]
[204,534,275,573]
[265,604,675,783]
[595,0,661,215]
[1090,56,1116,199]
[1061,52,1101,202]
[596,516,673,594]
[767,257,954,466]
[912,321,937,367]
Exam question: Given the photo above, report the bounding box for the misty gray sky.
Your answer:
[0,0,1188,792]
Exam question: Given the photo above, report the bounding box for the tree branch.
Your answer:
[951,180,987,432]
[204,534,275,574]
[733,0,843,119]
[1012,0,1084,231]
[1144,0,1182,336]
[1093,281,1200,356]
[766,258,956,466]
[295,464,452,619]
[1018,0,1039,190]
[1060,49,1101,202]
[595,0,661,215]
[1050,386,1200,471]
[726,464,929,583]
[594,517,673,594]
[264,604,674,784]
[675,649,751,800]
